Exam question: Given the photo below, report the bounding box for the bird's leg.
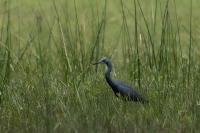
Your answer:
[114,92,119,97]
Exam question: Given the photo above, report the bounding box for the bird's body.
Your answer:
[108,80,146,102]
[94,57,147,103]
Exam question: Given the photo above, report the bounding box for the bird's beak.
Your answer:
[92,60,103,65]
[92,62,99,65]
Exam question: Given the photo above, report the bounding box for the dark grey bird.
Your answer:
[93,57,148,103]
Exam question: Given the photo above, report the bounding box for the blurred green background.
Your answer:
[0,0,200,132]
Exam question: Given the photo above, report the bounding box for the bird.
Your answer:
[93,57,148,103]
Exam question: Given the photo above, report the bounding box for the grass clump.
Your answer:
[0,0,199,132]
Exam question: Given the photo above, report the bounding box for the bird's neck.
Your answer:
[105,62,113,83]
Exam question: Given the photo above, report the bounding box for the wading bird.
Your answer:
[93,57,148,103]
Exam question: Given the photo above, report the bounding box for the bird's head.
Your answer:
[93,57,110,65]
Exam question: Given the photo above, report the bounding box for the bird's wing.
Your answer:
[114,80,143,96]
[113,80,147,103]
[114,80,135,93]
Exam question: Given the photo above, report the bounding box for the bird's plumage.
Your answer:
[94,57,147,103]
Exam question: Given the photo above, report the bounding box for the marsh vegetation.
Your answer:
[0,0,199,132]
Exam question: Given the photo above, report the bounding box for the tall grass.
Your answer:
[0,0,12,104]
[0,0,199,132]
